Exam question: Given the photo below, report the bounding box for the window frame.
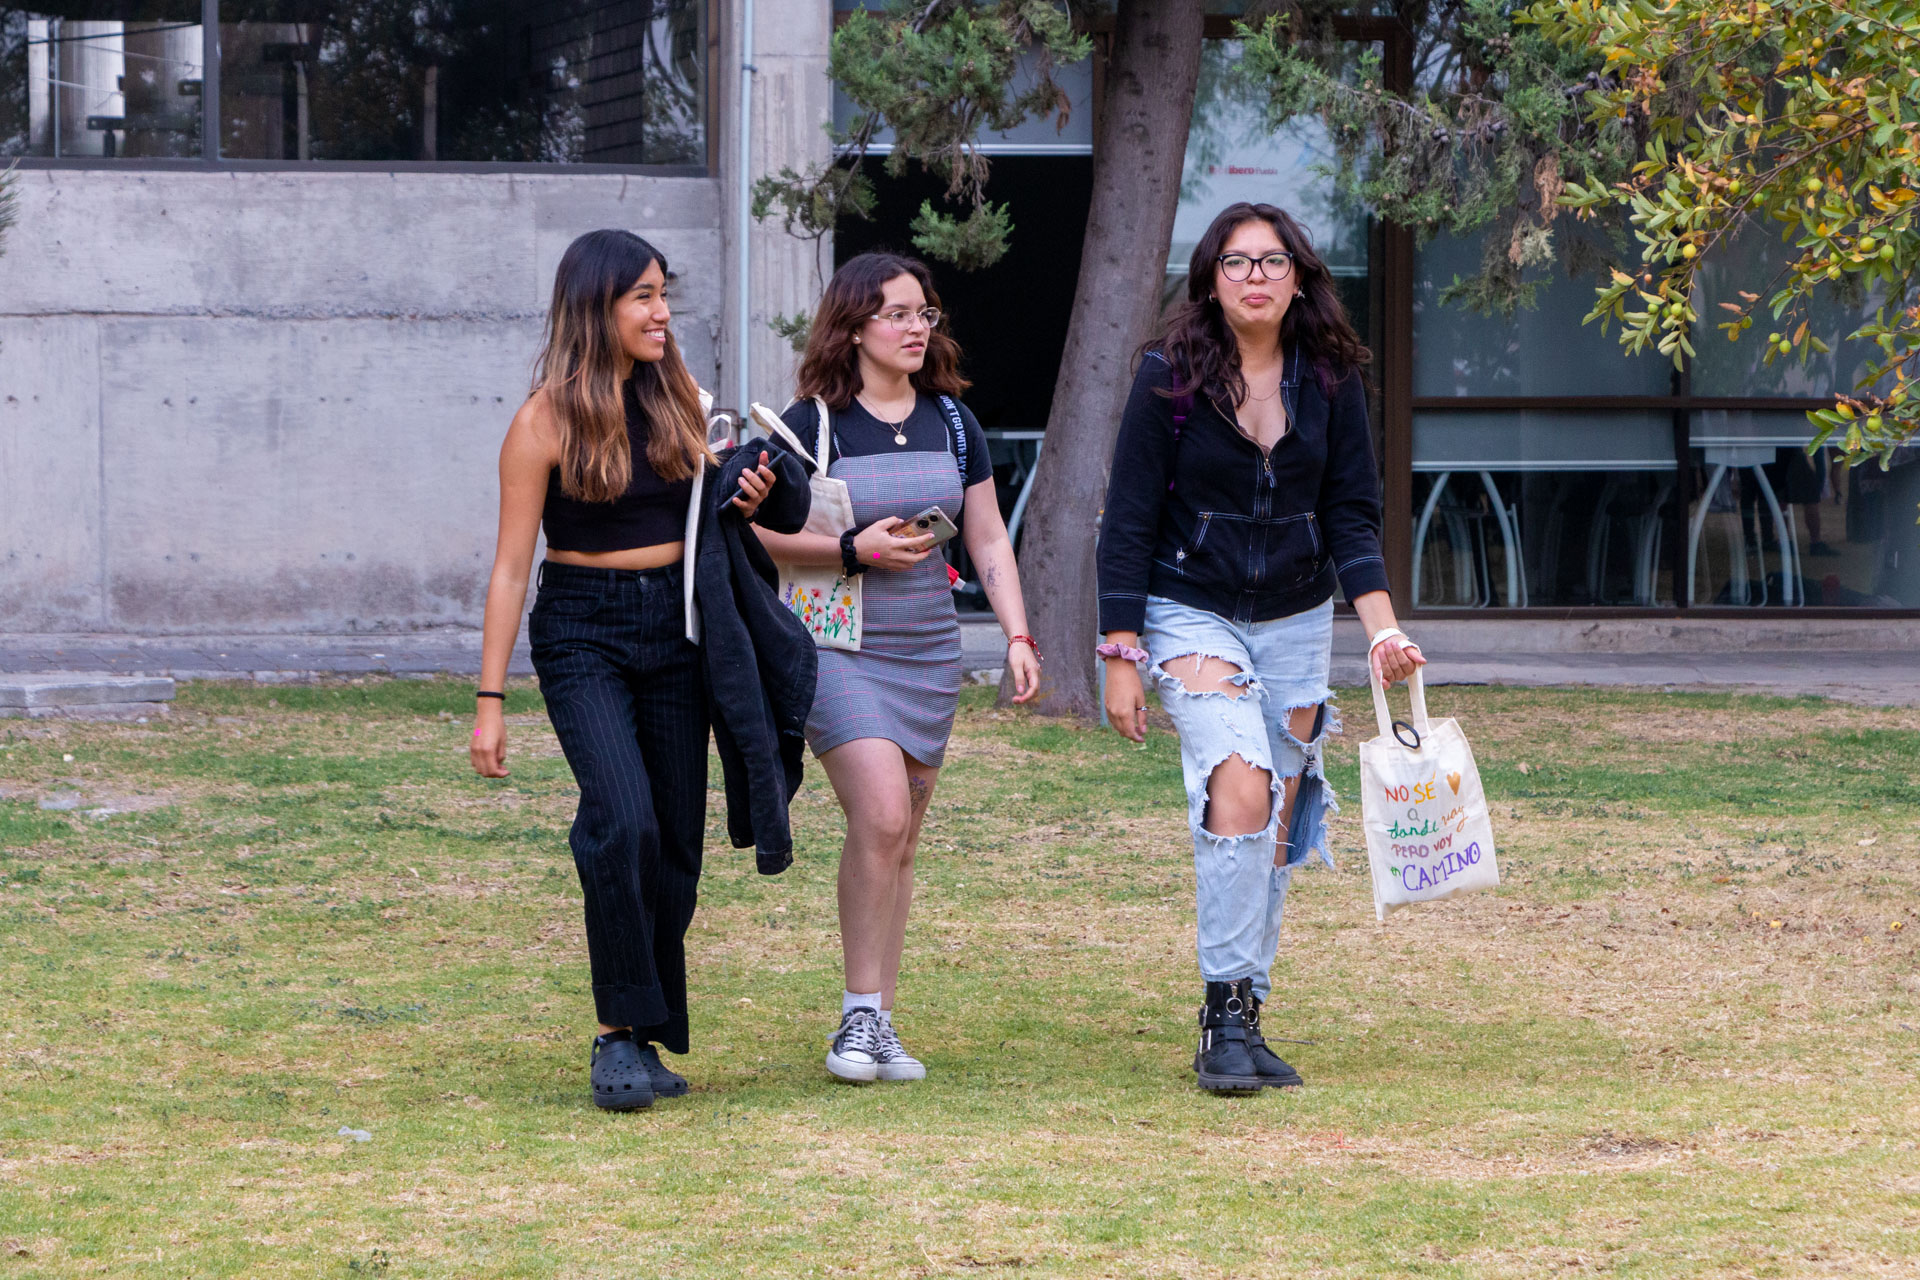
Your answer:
[5,0,718,176]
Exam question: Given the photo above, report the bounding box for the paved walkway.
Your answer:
[0,630,529,683]
[1328,650,1911,707]
[0,623,1910,705]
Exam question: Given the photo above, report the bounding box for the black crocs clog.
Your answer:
[590,1036,655,1111]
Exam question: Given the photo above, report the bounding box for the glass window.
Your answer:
[1415,409,1675,470]
[1,6,206,159]
[1687,411,1918,608]
[830,39,1093,155]
[1,1,707,165]
[1414,228,1671,398]
[1410,224,1683,610]
[1413,411,1679,608]
[1170,37,1375,348]
[219,0,705,164]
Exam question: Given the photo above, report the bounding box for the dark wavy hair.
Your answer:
[1143,202,1371,402]
[793,252,970,410]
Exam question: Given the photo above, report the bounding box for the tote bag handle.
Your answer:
[755,398,839,479]
[1370,666,1433,752]
[812,397,833,473]
[749,401,815,464]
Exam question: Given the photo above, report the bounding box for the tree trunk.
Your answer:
[999,0,1206,718]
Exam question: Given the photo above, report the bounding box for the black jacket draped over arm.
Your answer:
[694,438,816,874]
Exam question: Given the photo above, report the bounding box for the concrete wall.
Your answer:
[1,0,840,636]
[721,0,835,411]
[0,168,725,633]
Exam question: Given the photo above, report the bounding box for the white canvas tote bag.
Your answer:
[749,399,862,651]
[1359,669,1499,920]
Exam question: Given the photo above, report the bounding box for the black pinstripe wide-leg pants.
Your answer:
[528,561,708,1053]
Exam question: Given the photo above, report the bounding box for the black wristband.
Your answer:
[840,527,868,577]
[476,690,506,701]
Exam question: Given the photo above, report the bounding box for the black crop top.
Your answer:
[542,381,696,553]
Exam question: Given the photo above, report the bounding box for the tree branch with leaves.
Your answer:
[1238,0,1642,316]
[1532,0,1920,466]
[751,0,1091,281]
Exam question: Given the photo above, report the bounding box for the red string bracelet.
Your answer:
[1008,634,1043,662]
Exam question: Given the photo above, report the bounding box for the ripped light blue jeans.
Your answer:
[1143,595,1336,1001]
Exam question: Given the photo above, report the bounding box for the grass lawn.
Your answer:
[1,677,1917,1278]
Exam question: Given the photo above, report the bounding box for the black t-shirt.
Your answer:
[779,393,993,491]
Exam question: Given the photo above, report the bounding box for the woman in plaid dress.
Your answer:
[756,253,1040,1083]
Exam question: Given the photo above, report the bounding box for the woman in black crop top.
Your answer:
[468,229,778,1112]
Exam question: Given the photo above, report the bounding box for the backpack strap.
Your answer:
[936,394,970,487]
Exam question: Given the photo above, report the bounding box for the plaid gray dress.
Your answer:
[806,449,965,767]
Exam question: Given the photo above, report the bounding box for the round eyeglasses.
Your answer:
[1217,252,1294,283]
[868,307,942,332]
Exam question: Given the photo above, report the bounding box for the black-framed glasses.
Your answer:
[1217,252,1294,283]
[868,307,942,331]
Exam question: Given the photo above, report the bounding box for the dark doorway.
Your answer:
[836,155,1094,431]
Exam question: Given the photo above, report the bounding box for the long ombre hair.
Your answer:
[793,252,970,410]
[1147,202,1371,402]
[533,229,713,502]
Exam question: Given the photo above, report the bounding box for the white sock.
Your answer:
[843,989,882,1016]
[879,1008,893,1027]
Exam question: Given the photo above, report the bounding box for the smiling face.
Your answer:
[1211,218,1299,335]
[612,260,671,366]
[854,272,931,384]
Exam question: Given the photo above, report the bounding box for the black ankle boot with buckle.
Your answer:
[1245,993,1304,1089]
[1192,978,1263,1095]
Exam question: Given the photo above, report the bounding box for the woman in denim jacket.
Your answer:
[1096,203,1424,1095]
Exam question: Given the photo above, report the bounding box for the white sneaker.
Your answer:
[874,1017,927,1082]
[826,1008,881,1083]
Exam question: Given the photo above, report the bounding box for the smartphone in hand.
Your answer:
[904,505,959,545]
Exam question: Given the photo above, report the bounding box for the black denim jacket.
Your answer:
[1096,347,1389,633]
[694,437,816,873]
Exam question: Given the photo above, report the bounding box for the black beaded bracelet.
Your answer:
[839,528,868,577]
[476,690,506,701]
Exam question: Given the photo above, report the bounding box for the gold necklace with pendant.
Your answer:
[857,393,911,446]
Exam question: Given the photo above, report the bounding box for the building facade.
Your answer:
[3,2,1912,636]
[1,0,828,632]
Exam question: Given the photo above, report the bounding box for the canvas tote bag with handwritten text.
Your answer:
[749,399,862,651]
[1359,669,1499,920]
